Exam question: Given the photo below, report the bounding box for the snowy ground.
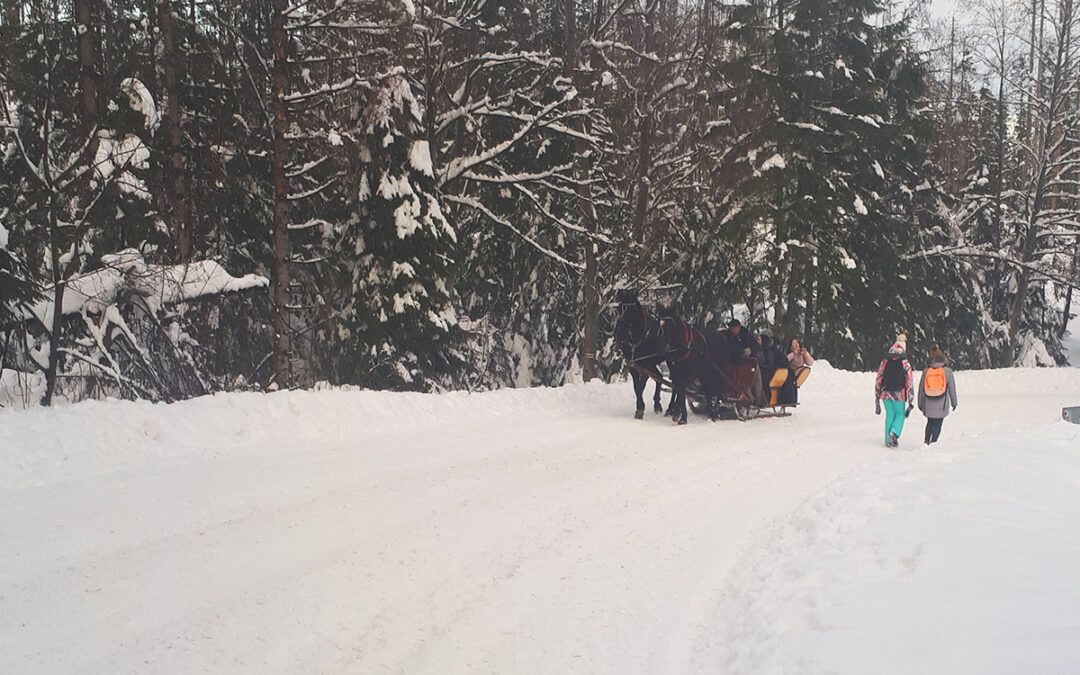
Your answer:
[2,363,1080,674]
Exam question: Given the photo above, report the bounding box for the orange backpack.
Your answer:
[924,367,947,397]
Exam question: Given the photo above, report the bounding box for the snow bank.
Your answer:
[0,381,614,490]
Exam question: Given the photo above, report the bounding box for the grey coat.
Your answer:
[917,357,957,419]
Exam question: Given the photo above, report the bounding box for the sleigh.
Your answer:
[630,358,802,421]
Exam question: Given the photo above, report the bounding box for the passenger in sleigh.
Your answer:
[757,330,797,406]
[720,319,764,404]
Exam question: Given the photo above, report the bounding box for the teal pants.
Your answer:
[883,399,907,442]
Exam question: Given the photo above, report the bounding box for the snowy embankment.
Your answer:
[2,365,1080,674]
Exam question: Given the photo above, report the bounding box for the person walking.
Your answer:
[875,341,914,447]
[917,344,958,444]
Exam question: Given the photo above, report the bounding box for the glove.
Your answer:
[951,404,956,411]
[875,399,881,415]
[905,404,913,418]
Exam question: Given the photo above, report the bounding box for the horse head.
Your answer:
[656,306,692,358]
[614,290,657,356]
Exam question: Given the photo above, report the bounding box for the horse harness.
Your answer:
[670,321,696,363]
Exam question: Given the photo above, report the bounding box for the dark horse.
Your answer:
[657,310,728,424]
[614,290,667,419]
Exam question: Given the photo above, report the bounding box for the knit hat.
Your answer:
[888,341,906,356]
[728,318,741,328]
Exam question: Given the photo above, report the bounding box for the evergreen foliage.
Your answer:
[2,0,1079,406]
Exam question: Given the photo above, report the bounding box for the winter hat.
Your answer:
[615,288,639,305]
[759,328,774,338]
[728,318,741,328]
[888,341,906,356]
[658,304,680,320]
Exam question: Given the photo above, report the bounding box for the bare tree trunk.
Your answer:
[41,1,97,405]
[270,0,292,389]
[630,5,657,246]
[74,0,97,132]
[42,192,65,407]
[1,1,19,62]
[565,0,599,382]
[1024,0,1038,138]
[158,0,192,261]
[1007,0,1074,365]
[41,77,64,406]
[947,17,956,191]
[631,109,652,245]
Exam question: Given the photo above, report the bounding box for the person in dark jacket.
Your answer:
[757,330,792,405]
[917,344,958,444]
[722,319,763,404]
[722,319,754,362]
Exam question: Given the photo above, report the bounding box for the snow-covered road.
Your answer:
[3,364,1080,673]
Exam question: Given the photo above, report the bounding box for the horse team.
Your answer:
[613,289,797,424]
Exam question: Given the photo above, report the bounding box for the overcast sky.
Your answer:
[929,0,962,20]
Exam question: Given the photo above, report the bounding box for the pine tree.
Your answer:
[325,74,463,390]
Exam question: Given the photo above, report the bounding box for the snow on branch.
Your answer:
[908,245,1080,290]
[447,51,560,72]
[586,39,662,64]
[445,194,584,270]
[21,250,269,329]
[285,77,358,103]
[441,92,577,186]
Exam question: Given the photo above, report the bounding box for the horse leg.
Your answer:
[664,371,677,417]
[671,373,688,425]
[632,370,646,419]
[652,375,663,414]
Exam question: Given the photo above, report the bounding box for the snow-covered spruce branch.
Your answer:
[286,174,340,201]
[291,21,396,34]
[286,156,330,179]
[55,347,155,401]
[288,218,331,231]
[479,109,602,145]
[283,0,315,17]
[444,194,585,270]
[586,39,662,64]
[285,77,357,104]
[532,175,602,200]
[908,246,1080,290]
[200,12,271,80]
[283,2,349,30]
[435,95,494,136]
[508,182,614,245]
[458,162,577,186]
[441,93,577,186]
[446,51,560,72]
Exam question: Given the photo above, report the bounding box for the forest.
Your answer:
[1,0,1078,406]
